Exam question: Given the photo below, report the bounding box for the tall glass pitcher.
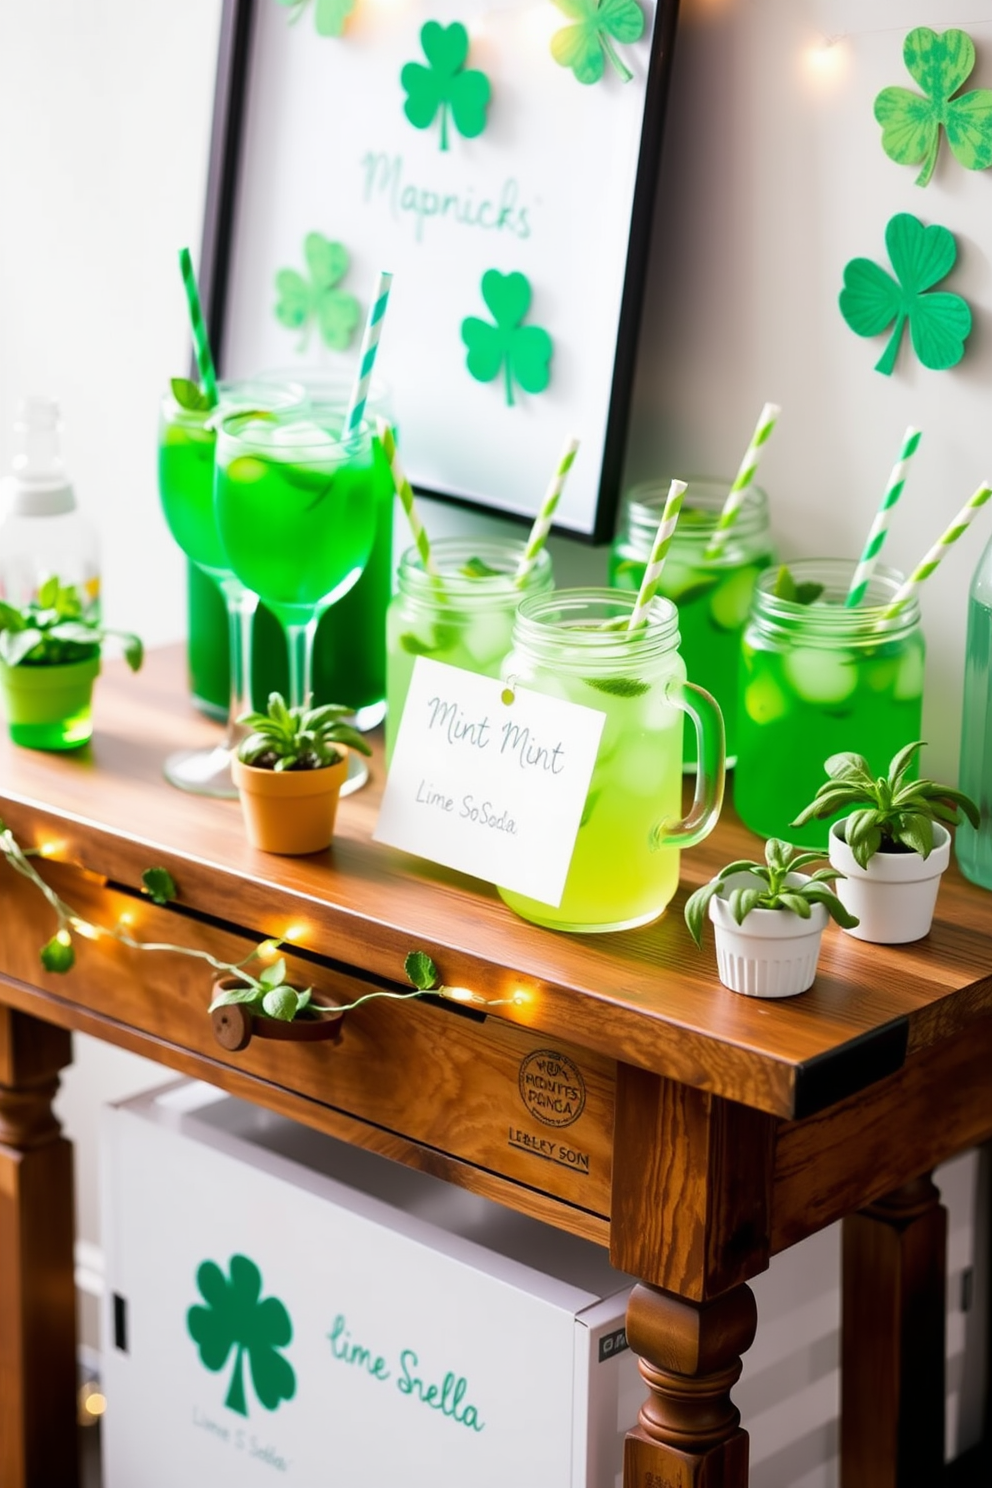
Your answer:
[496,589,726,932]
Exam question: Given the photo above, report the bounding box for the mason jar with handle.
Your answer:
[496,588,726,932]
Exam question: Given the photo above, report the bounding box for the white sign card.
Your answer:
[374,658,605,905]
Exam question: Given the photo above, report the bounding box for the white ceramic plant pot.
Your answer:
[828,820,950,944]
[708,872,828,999]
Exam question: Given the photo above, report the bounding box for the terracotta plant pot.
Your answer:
[828,820,951,944]
[0,656,100,750]
[232,750,348,855]
[708,871,828,998]
[209,977,345,1052]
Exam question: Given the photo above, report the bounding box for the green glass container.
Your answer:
[609,479,773,768]
[734,560,925,847]
[1,655,100,750]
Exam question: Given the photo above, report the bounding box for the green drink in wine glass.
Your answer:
[214,410,377,786]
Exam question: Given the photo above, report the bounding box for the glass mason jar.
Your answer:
[734,560,925,848]
[496,589,726,933]
[956,531,992,890]
[385,537,554,762]
[609,479,773,768]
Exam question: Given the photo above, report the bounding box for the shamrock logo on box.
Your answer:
[187,1254,296,1416]
[461,271,553,406]
[401,22,491,151]
[874,28,992,187]
[839,213,972,376]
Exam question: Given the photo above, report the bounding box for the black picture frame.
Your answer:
[197,0,680,543]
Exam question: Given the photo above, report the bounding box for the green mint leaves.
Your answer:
[875,28,992,187]
[274,232,360,353]
[404,950,439,991]
[187,1255,296,1416]
[170,377,212,412]
[839,213,972,376]
[141,868,177,905]
[0,578,142,670]
[401,22,490,152]
[550,0,644,86]
[459,556,503,578]
[461,271,552,407]
[771,566,824,605]
[276,0,356,38]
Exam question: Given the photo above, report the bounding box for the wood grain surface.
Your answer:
[0,646,990,1122]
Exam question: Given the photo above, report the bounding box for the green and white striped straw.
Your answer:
[845,426,921,608]
[514,436,580,588]
[704,402,781,560]
[878,481,992,623]
[346,271,393,433]
[377,418,438,578]
[627,479,688,631]
[177,247,218,408]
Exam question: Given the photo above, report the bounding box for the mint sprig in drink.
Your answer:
[496,589,725,933]
[734,560,924,848]
[385,537,553,762]
[214,412,377,713]
[609,479,773,767]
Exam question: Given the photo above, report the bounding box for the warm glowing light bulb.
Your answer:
[283,924,306,943]
[257,939,281,959]
[38,840,63,858]
[444,986,480,1004]
[804,33,847,81]
[118,911,135,929]
[70,918,101,941]
[56,928,72,946]
[83,1391,106,1417]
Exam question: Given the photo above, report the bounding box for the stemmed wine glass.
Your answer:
[157,380,305,797]
[213,408,377,792]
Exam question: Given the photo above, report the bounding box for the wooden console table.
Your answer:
[1,647,990,1487]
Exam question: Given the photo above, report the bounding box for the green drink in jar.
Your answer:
[734,560,925,847]
[609,479,773,768]
[385,537,553,763]
[496,589,725,933]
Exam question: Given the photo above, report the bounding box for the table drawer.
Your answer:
[0,866,616,1220]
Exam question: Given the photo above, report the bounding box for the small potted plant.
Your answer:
[791,741,980,943]
[684,837,859,997]
[0,577,142,750]
[232,692,372,855]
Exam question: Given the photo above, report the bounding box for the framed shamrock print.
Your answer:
[199,0,679,539]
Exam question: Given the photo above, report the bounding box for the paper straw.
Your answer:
[377,419,438,578]
[627,479,688,631]
[704,402,781,560]
[345,271,393,433]
[845,426,921,608]
[513,436,580,588]
[177,247,218,408]
[878,482,992,622]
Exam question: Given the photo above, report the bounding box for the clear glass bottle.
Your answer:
[385,537,553,763]
[956,533,992,890]
[496,588,725,932]
[0,397,99,613]
[734,560,924,847]
[609,478,773,768]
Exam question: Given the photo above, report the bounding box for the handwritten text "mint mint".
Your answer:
[360,152,534,245]
[426,695,565,774]
[328,1314,485,1432]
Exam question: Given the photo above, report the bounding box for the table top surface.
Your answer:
[1,646,990,1121]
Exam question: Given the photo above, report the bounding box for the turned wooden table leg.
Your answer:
[841,1173,947,1488]
[0,1007,79,1488]
[623,1281,757,1488]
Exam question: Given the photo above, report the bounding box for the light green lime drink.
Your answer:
[496,590,726,933]
[385,537,553,762]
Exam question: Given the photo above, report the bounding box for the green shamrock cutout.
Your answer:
[275,0,356,39]
[401,22,490,151]
[274,233,360,352]
[550,0,644,86]
[839,213,972,376]
[187,1255,296,1417]
[461,271,553,407]
[874,28,992,187]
